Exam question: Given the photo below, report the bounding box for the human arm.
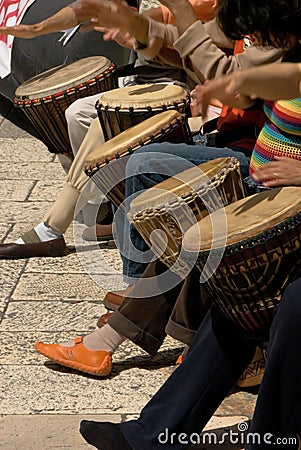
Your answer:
[0,3,82,38]
[215,62,301,101]
[74,0,282,85]
[159,0,199,35]
[252,156,301,187]
[74,0,150,45]
[92,5,165,50]
[190,62,301,117]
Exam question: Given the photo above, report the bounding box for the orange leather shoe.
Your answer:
[35,337,112,376]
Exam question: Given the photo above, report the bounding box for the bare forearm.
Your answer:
[160,0,197,35]
[0,3,81,38]
[228,63,301,100]
[122,10,150,45]
[28,5,79,36]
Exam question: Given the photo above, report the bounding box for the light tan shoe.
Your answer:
[236,345,266,388]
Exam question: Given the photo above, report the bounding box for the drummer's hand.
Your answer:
[191,79,255,118]
[0,24,37,38]
[74,0,133,31]
[252,156,301,187]
[94,26,134,49]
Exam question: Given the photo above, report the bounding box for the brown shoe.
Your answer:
[103,286,134,311]
[35,337,112,376]
[97,312,114,328]
[0,236,67,259]
[82,223,113,242]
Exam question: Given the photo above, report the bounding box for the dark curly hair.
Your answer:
[217,0,301,47]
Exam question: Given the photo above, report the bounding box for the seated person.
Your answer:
[73,0,301,447]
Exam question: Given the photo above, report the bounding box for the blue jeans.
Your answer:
[117,142,250,283]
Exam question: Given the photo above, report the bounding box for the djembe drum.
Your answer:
[182,187,301,338]
[129,157,246,270]
[96,83,190,141]
[84,110,192,207]
[14,56,117,155]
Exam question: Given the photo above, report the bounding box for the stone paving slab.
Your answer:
[0,179,35,201]
[0,138,54,162]
[11,273,106,301]
[30,180,65,202]
[0,223,11,242]
[0,162,65,182]
[0,200,53,223]
[25,254,88,274]
[0,260,27,301]
[0,414,121,450]
[0,301,105,331]
[0,365,172,415]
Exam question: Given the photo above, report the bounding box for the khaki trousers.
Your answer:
[43,116,105,234]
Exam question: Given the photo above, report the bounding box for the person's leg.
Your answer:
[65,94,99,156]
[120,142,250,283]
[166,266,212,345]
[107,259,184,356]
[65,93,112,232]
[246,278,301,449]
[43,117,105,234]
[80,306,257,450]
[0,116,107,258]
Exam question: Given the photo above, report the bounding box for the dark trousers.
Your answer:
[119,278,301,449]
[108,261,211,355]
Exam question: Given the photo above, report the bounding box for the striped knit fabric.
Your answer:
[249,98,301,179]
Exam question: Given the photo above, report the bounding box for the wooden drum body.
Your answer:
[14,56,117,155]
[84,110,192,207]
[183,187,301,338]
[96,83,190,141]
[129,157,246,270]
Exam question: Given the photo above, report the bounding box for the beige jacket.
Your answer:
[135,18,283,84]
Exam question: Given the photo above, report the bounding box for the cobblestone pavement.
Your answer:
[0,96,257,449]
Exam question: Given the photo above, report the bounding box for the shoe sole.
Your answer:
[103,300,119,311]
[36,347,112,377]
[82,234,114,242]
[236,372,264,388]
[0,251,68,259]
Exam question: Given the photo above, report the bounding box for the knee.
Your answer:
[65,97,97,127]
[65,99,83,127]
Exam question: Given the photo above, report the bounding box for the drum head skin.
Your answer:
[15,56,112,99]
[183,186,301,252]
[130,157,239,216]
[85,110,184,170]
[98,83,188,110]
